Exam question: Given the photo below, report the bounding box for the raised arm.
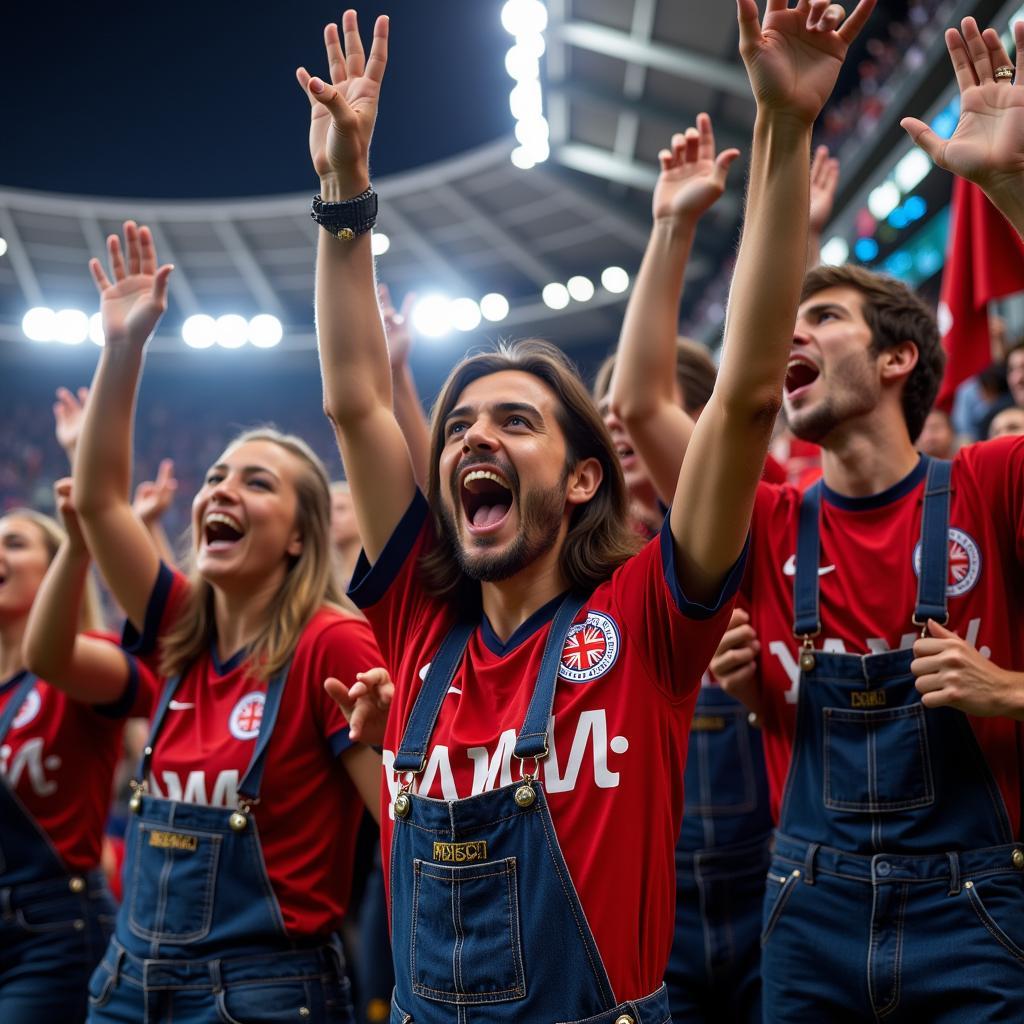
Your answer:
[23,479,133,703]
[609,113,739,504]
[297,12,415,563]
[807,144,840,267]
[74,222,171,628]
[132,458,179,568]
[671,0,876,602]
[53,386,90,467]
[902,18,1024,238]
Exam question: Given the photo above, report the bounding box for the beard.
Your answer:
[441,471,568,583]
[785,351,880,444]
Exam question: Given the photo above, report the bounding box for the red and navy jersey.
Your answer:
[124,564,383,938]
[0,635,139,873]
[743,438,1024,831]
[350,492,744,1001]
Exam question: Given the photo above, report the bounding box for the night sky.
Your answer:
[1,2,512,198]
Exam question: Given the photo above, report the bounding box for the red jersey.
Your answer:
[0,637,137,873]
[744,438,1024,831]
[124,564,383,938]
[351,493,744,1002]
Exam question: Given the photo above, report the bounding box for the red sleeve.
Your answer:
[956,435,1024,568]
[120,562,192,675]
[762,452,788,484]
[79,630,160,720]
[606,517,747,702]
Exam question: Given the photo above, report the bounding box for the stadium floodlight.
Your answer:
[515,32,545,61]
[54,309,89,345]
[511,147,536,170]
[216,314,248,349]
[248,314,283,349]
[820,237,850,267]
[505,45,540,82]
[411,294,454,339]
[894,149,931,194]
[515,117,549,147]
[89,312,105,346]
[371,232,391,256]
[523,138,550,164]
[867,182,901,221]
[601,266,630,294]
[567,275,595,302]
[480,293,510,322]
[450,298,482,332]
[0,237,8,258]
[542,283,570,310]
[509,80,543,122]
[182,314,217,349]
[23,307,56,342]
[501,0,548,36]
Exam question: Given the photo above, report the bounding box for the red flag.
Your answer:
[936,177,1024,411]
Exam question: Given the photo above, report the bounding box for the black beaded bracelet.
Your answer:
[310,186,378,240]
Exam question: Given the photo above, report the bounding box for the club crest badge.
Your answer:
[912,527,981,598]
[228,692,265,741]
[12,687,42,730]
[559,612,620,683]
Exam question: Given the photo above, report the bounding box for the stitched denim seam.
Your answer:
[506,858,525,997]
[966,885,1024,962]
[875,883,908,1019]
[760,872,799,948]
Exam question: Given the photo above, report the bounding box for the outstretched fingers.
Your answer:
[697,112,716,162]
[900,116,944,164]
[324,22,347,85]
[962,17,995,82]
[945,26,980,91]
[341,9,366,79]
[151,264,174,307]
[364,15,390,84]
[713,148,742,188]
[139,225,157,276]
[107,233,127,282]
[1016,22,1024,81]
[736,0,763,49]
[124,221,142,276]
[982,26,1015,82]
[837,0,877,45]
[89,258,112,294]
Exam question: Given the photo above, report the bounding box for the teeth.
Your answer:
[463,470,510,489]
[205,512,243,533]
[788,356,817,370]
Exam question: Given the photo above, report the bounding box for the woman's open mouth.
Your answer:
[202,511,246,552]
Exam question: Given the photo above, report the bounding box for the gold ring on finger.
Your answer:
[995,65,1015,80]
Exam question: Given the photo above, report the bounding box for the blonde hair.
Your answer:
[5,509,104,634]
[158,428,355,682]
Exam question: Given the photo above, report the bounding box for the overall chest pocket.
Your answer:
[687,707,759,816]
[410,855,525,1006]
[128,824,222,943]
[823,703,934,813]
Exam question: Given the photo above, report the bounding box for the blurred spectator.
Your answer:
[1006,340,1024,408]
[989,405,1024,439]
[917,407,957,458]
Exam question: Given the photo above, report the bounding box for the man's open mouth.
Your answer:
[460,468,514,532]
[785,355,821,398]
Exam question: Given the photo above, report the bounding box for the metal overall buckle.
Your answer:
[228,797,259,833]
[911,612,948,640]
[514,754,542,809]
[128,778,148,813]
[393,769,419,819]
[798,630,820,673]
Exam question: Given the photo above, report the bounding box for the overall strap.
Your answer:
[793,481,823,638]
[394,621,476,773]
[237,660,293,802]
[914,457,952,626]
[513,594,588,760]
[0,674,40,747]
[136,674,184,781]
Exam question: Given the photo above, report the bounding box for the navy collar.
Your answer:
[210,643,247,676]
[0,669,28,695]
[821,454,930,512]
[480,591,568,657]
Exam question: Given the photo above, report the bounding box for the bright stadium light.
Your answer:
[868,182,901,220]
[450,298,482,332]
[542,283,570,310]
[567,275,595,301]
[480,293,510,322]
[216,314,248,349]
[509,80,543,122]
[523,138,550,164]
[894,149,932,193]
[371,232,391,256]
[510,147,536,170]
[411,295,453,339]
[53,308,89,345]
[0,237,8,258]
[182,314,216,349]
[516,32,545,61]
[515,117,549,147]
[89,312,105,346]
[820,237,850,267]
[23,307,56,342]
[505,45,540,82]
[601,266,630,294]
[501,0,548,36]
[248,314,283,349]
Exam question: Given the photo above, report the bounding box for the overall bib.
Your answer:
[761,458,1024,1022]
[0,673,116,1023]
[88,664,354,1024]
[667,684,772,1023]
[389,595,671,1024]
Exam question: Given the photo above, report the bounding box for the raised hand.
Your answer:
[652,114,741,224]
[132,458,178,525]
[379,283,417,368]
[902,19,1024,199]
[738,0,877,124]
[296,10,390,199]
[53,386,90,461]
[88,222,173,349]
[808,144,840,234]
[325,666,394,745]
[53,477,87,553]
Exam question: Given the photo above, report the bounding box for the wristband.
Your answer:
[311,186,378,240]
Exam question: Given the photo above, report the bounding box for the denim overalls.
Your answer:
[0,673,116,1023]
[666,684,772,1023]
[762,458,1024,1021]
[388,595,671,1024]
[88,664,354,1024]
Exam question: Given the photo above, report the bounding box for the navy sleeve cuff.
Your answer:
[348,491,430,610]
[92,653,141,720]
[121,562,174,656]
[329,725,355,758]
[660,514,750,621]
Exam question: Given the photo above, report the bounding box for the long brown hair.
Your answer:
[6,509,104,634]
[420,340,641,605]
[159,428,353,682]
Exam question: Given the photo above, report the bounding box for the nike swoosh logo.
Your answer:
[783,555,836,577]
[168,700,195,711]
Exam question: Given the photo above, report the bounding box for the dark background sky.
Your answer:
[1,1,512,198]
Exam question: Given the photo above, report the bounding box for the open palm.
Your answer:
[652,114,740,222]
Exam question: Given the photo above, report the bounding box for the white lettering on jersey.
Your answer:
[383,710,628,819]
[771,617,990,703]
[149,769,240,808]
[0,738,60,796]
